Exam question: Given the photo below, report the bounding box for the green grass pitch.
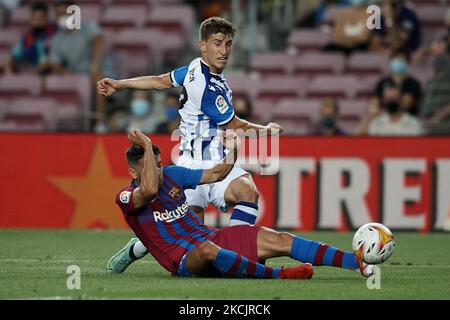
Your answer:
[0,229,449,299]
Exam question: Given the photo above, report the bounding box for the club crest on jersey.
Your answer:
[215,95,229,114]
[169,186,181,200]
[119,191,131,204]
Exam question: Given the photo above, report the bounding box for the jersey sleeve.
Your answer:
[115,187,143,215]
[170,65,189,87]
[201,90,235,126]
[166,166,204,190]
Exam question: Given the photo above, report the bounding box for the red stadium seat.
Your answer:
[338,99,368,121]
[271,119,311,135]
[250,52,295,76]
[321,5,341,27]
[345,52,390,76]
[80,4,102,21]
[306,75,360,99]
[275,98,322,124]
[416,5,448,27]
[4,98,57,131]
[145,5,195,37]
[224,73,260,100]
[0,29,22,50]
[101,5,147,31]
[43,75,91,115]
[257,76,308,102]
[9,6,29,30]
[0,74,41,98]
[250,99,274,124]
[295,52,345,76]
[287,29,330,53]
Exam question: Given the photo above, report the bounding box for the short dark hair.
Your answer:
[31,2,48,14]
[199,17,236,41]
[126,144,160,166]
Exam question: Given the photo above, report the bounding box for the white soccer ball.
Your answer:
[352,223,395,264]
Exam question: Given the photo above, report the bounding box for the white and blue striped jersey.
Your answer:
[170,58,235,162]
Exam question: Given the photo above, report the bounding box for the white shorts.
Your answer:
[176,153,249,212]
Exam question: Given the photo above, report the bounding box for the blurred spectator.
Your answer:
[421,48,450,135]
[49,0,115,132]
[106,106,130,133]
[4,2,57,74]
[370,0,421,54]
[311,98,346,136]
[322,0,372,55]
[128,91,161,133]
[0,0,20,27]
[366,84,423,136]
[372,50,422,116]
[156,92,181,134]
[233,95,253,121]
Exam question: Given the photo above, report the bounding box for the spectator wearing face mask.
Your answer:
[372,50,422,116]
[156,92,181,134]
[4,2,57,74]
[421,41,450,135]
[128,91,162,133]
[367,84,423,136]
[106,106,130,133]
[312,98,346,136]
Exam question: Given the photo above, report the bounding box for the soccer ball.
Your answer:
[352,223,395,264]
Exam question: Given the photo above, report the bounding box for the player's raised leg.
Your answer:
[221,173,260,226]
[256,227,374,277]
[181,241,312,279]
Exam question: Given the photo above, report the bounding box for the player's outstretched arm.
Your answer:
[225,115,284,138]
[199,131,239,184]
[128,129,160,208]
[97,73,173,97]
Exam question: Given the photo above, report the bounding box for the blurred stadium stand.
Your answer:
[0,0,448,134]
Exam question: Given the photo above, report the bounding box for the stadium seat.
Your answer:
[43,75,91,115]
[415,5,448,27]
[409,65,433,88]
[250,52,295,75]
[275,98,322,124]
[250,99,274,123]
[271,119,311,135]
[321,5,341,27]
[294,52,345,76]
[101,5,147,30]
[345,52,390,76]
[257,76,308,102]
[0,74,42,98]
[306,75,360,99]
[338,99,368,121]
[9,5,29,30]
[108,29,163,75]
[355,75,380,99]
[145,5,195,37]
[0,29,22,50]
[0,49,9,73]
[225,73,260,100]
[80,4,102,21]
[287,29,330,53]
[4,98,57,131]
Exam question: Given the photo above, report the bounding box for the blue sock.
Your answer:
[290,236,358,270]
[213,248,280,279]
[230,201,258,225]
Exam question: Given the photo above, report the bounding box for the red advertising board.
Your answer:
[0,134,449,231]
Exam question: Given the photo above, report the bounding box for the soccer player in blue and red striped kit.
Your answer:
[108,129,375,279]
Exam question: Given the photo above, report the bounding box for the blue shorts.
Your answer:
[177,253,192,277]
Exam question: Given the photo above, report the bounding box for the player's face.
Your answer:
[200,33,233,73]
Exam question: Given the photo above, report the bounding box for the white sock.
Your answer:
[132,240,148,259]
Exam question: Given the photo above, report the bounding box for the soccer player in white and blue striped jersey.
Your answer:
[97,16,283,227]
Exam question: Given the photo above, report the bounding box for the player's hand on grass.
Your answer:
[267,122,284,136]
[128,129,152,149]
[97,78,119,97]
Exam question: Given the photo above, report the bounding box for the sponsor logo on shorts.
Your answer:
[153,202,189,222]
[119,191,131,204]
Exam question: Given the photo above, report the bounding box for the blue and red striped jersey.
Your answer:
[115,165,217,274]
